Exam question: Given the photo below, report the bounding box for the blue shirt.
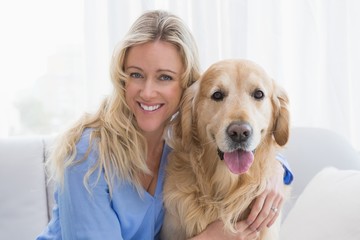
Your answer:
[37,129,170,240]
[37,129,293,240]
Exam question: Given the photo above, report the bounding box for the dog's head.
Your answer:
[172,59,289,175]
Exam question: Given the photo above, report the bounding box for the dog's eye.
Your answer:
[211,91,225,101]
[253,89,265,100]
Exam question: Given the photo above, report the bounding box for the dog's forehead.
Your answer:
[201,60,272,90]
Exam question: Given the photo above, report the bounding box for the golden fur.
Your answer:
[162,59,290,239]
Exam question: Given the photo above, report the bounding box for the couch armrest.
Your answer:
[281,127,360,219]
[0,136,49,239]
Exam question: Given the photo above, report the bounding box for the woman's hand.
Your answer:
[189,162,286,240]
[246,161,285,232]
[189,220,259,240]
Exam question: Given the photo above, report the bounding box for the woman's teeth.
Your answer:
[140,103,161,111]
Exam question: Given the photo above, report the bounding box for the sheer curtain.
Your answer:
[2,0,359,151]
[84,0,360,150]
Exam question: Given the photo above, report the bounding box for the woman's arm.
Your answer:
[58,152,123,240]
[38,131,124,240]
[246,154,293,232]
[189,154,293,239]
[59,133,124,240]
[188,220,259,240]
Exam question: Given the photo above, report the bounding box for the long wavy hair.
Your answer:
[46,10,201,195]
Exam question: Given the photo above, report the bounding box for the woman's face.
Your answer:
[124,41,184,136]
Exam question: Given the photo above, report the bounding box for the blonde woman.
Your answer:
[37,10,292,240]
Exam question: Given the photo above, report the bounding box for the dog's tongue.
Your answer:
[224,150,254,174]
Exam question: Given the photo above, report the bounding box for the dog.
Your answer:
[161,59,290,240]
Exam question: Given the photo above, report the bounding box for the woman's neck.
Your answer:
[143,130,164,169]
[140,130,164,195]
[143,127,164,151]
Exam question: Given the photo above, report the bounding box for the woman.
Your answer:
[37,10,292,240]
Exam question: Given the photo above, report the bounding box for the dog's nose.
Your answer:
[227,122,252,143]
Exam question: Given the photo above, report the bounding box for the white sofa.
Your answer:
[0,127,359,240]
[280,128,360,240]
[0,136,52,239]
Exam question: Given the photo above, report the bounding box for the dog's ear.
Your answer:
[272,81,290,146]
[173,80,199,149]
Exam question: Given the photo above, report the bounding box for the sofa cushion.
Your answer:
[0,137,49,239]
[281,127,360,218]
[280,167,360,240]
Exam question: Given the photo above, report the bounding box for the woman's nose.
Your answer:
[140,78,157,100]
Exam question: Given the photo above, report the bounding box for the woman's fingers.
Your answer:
[246,186,284,231]
[246,160,286,232]
[235,221,260,240]
[267,198,283,227]
[246,193,267,225]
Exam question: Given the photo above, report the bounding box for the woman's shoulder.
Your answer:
[71,128,99,169]
[76,128,95,152]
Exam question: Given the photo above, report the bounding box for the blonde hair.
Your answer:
[47,10,201,195]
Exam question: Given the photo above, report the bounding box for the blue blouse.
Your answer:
[37,129,293,240]
[37,129,169,240]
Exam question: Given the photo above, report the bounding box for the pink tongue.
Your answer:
[224,150,254,174]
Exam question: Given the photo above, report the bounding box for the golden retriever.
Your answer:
[161,59,290,240]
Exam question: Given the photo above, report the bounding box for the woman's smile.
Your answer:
[139,102,163,112]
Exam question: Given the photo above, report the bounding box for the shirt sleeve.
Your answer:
[36,193,62,240]
[276,153,294,185]
[58,132,123,240]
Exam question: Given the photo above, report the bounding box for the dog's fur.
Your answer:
[161,59,290,240]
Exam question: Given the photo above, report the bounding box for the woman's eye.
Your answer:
[130,72,143,78]
[211,91,225,101]
[253,89,265,100]
[159,75,173,81]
